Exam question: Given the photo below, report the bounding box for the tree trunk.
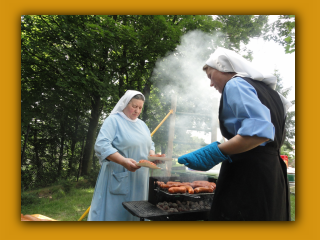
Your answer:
[81,93,102,176]
[68,113,80,175]
[33,119,42,181]
[21,123,31,164]
[141,76,152,122]
[77,137,86,181]
[58,134,65,177]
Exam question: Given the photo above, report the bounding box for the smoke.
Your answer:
[152,30,223,148]
[150,30,226,178]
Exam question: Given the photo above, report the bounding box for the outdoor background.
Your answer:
[21,15,295,191]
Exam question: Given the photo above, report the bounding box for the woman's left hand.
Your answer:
[122,158,141,172]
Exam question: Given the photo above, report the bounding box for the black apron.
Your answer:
[209,77,291,221]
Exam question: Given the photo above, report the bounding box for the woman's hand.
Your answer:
[149,150,155,156]
[106,152,141,172]
[122,158,141,172]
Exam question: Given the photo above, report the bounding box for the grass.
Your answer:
[290,194,295,221]
[21,183,94,221]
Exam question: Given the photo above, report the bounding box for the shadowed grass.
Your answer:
[21,187,94,221]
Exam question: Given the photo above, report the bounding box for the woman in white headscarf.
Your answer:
[88,90,155,221]
[178,47,292,221]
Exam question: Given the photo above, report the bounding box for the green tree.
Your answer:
[263,15,295,54]
[274,69,295,151]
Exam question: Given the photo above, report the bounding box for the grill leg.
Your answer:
[140,217,145,221]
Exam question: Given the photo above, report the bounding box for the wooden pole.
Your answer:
[151,109,173,137]
[167,94,177,176]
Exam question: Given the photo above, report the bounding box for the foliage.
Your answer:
[60,180,73,193]
[53,188,66,199]
[263,15,295,54]
[21,191,41,206]
[82,165,100,188]
[215,15,269,52]
[274,69,295,151]
[281,145,295,167]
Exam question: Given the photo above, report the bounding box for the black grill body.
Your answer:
[122,174,217,221]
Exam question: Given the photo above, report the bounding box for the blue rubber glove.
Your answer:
[178,141,232,171]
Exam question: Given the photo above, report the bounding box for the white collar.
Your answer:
[119,112,138,122]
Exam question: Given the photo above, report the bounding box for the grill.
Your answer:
[122,174,217,221]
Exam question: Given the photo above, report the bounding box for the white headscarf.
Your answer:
[110,90,145,122]
[206,47,292,114]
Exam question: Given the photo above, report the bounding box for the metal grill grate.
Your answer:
[122,201,168,218]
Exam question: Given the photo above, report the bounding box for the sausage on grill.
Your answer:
[168,187,187,194]
[182,185,194,194]
[194,187,214,193]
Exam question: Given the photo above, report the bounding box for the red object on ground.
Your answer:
[280,155,288,168]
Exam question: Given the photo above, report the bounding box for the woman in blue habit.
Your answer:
[88,90,155,221]
[178,47,292,221]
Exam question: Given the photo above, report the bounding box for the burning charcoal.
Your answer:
[199,201,204,206]
[178,207,183,212]
[182,201,187,205]
[180,207,187,212]
[205,206,211,210]
[172,203,178,208]
[168,208,176,212]
[172,208,179,212]
[162,205,169,210]
[168,202,173,207]
[157,205,164,210]
[176,200,182,205]
[163,201,168,205]
[158,202,164,207]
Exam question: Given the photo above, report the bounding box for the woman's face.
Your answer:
[123,99,144,120]
[206,67,232,93]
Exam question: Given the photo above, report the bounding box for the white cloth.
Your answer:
[119,112,137,123]
[110,90,145,115]
[206,47,292,114]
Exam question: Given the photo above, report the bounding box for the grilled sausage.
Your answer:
[182,185,194,194]
[160,183,171,189]
[139,159,156,166]
[156,181,164,186]
[192,182,216,189]
[194,187,214,193]
[168,187,187,194]
[161,183,181,188]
